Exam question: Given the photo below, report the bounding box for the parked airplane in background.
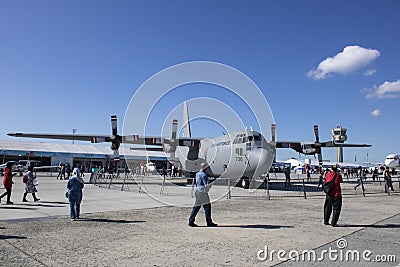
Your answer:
[384,154,400,169]
[8,102,371,188]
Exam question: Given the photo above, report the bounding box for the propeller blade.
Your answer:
[169,120,178,163]
[313,125,320,143]
[113,149,120,161]
[318,151,323,166]
[271,124,276,162]
[271,124,276,143]
[111,115,120,161]
[172,120,178,139]
[170,151,175,164]
[111,115,118,136]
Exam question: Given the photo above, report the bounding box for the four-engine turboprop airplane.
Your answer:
[384,154,400,169]
[7,102,371,188]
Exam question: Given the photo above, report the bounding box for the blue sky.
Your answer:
[0,0,399,163]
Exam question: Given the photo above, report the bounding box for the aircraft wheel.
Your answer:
[241,178,250,189]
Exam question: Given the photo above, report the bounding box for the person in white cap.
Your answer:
[67,168,84,220]
[188,162,217,227]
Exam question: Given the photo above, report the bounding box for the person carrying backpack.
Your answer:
[22,165,40,202]
[323,164,343,227]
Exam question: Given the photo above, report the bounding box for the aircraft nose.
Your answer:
[247,148,272,177]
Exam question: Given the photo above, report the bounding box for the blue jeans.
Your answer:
[68,191,82,219]
[189,191,212,225]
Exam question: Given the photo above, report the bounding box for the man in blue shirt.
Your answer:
[188,162,217,227]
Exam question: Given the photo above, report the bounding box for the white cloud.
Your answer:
[364,69,376,76]
[307,45,380,80]
[366,80,400,99]
[370,109,382,117]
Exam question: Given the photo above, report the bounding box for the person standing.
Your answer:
[22,166,40,202]
[56,163,63,180]
[317,168,326,189]
[0,162,16,204]
[306,165,311,181]
[67,168,84,220]
[383,167,394,193]
[354,166,362,190]
[324,164,343,227]
[188,163,217,227]
[284,167,291,187]
[65,163,71,179]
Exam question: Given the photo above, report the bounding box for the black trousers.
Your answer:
[0,188,12,203]
[324,195,342,225]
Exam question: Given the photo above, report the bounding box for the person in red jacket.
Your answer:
[324,164,343,227]
[0,161,16,204]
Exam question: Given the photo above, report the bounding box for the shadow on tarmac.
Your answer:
[201,224,293,229]
[0,234,27,240]
[78,218,146,224]
[341,224,400,228]
[20,203,65,208]
[0,206,38,210]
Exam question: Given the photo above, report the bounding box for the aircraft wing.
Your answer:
[321,142,371,148]
[8,132,203,147]
[122,136,202,147]
[276,141,302,151]
[8,133,111,143]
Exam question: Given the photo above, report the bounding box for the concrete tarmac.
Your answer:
[1,174,399,266]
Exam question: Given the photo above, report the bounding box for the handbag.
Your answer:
[323,173,337,195]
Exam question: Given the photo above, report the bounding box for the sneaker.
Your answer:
[324,222,330,225]
[22,199,28,202]
[207,223,218,227]
[331,224,339,227]
[34,198,40,202]
[188,223,198,227]
[6,201,14,205]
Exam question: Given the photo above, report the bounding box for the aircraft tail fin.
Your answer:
[182,101,191,137]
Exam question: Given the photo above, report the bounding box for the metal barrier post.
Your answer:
[266,178,270,200]
[302,179,307,199]
[108,174,113,189]
[227,178,231,199]
[191,178,195,198]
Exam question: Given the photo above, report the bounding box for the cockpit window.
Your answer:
[234,133,261,144]
[233,134,246,144]
[253,135,261,141]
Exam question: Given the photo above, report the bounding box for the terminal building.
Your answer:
[0,140,169,172]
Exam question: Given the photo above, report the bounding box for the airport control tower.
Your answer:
[332,126,347,162]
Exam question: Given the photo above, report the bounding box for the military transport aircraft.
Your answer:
[8,102,371,188]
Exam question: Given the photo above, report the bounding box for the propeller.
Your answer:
[313,125,323,168]
[110,115,121,161]
[271,124,276,163]
[169,119,178,164]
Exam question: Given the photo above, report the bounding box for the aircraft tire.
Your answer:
[241,178,250,189]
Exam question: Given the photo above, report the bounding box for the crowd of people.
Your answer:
[0,160,397,227]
